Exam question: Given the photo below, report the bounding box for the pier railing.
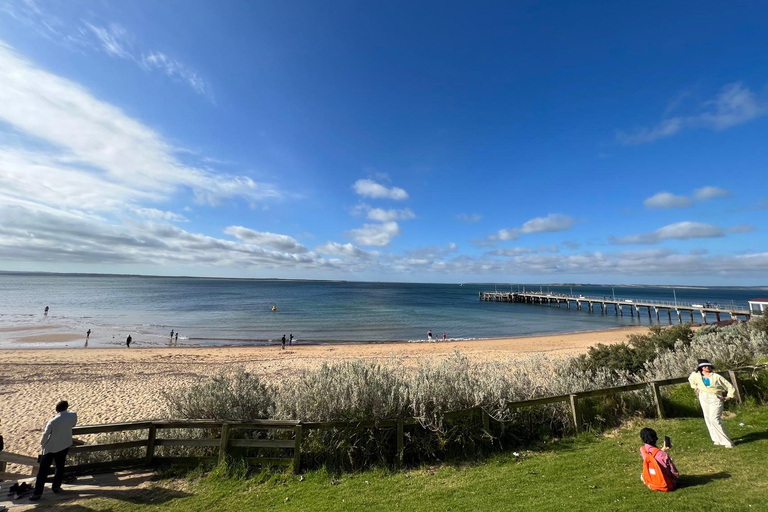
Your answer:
[4,364,756,478]
[490,292,748,310]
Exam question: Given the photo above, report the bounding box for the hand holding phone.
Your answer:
[664,436,672,449]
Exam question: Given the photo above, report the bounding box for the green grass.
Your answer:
[62,406,768,512]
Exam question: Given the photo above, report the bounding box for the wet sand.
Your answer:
[0,326,647,459]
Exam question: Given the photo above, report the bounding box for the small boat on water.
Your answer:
[271,304,277,311]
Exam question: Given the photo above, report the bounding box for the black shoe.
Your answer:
[7,482,19,495]
[52,487,62,494]
[29,494,41,501]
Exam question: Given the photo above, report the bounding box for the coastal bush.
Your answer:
[163,367,274,421]
[160,318,768,472]
[273,360,409,422]
[644,321,768,381]
[573,324,694,375]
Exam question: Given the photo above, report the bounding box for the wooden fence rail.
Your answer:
[2,364,760,481]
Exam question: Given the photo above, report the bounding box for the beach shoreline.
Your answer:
[0,323,649,348]
[0,326,647,460]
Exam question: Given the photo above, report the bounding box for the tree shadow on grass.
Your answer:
[734,431,768,445]
[677,471,730,489]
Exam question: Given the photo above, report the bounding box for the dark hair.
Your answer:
[696,358,714,373]
[639,428,658,446]
[55,400,69,413]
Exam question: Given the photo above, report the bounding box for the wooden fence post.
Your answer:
[650,382,665,419]
[293,424,303,474]
[569,394,582,430]
[145,424,157,466]
[728,370,743,404]
[218,423,230,464]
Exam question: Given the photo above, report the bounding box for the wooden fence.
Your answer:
[2,364,764,480]
[0,451,39,481]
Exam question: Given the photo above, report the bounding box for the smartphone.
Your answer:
[664,436,672,449]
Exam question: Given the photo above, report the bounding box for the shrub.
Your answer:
[163,367,274,421]
[160,318,768,472]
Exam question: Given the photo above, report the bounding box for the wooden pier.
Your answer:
[480,291,752,324]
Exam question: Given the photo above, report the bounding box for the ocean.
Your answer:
[0,273,764,349]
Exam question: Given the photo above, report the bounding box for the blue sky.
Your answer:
[0,0,766,284]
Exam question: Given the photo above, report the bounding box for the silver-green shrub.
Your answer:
[161,317,768,471]
[163,367,274,420]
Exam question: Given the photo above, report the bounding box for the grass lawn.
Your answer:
[61,404,768,512]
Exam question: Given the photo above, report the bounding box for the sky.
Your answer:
[0,0,766,285]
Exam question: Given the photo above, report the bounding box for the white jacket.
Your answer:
[40,411,77,454]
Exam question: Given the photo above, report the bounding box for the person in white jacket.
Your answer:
[30,401,77,501]
[688,359,735,449]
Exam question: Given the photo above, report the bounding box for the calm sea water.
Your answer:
[0,273,764,348]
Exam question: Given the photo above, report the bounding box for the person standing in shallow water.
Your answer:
[281,334,286,350]
[126,335,132,348]
[289,334,294,346]
[44,306,49,315]
[688,359,736,448]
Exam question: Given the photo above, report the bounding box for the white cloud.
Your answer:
[403,243,459,260]
[519,214,576,234]
[0,201,331,270]
[366,207,415,222]
[0,2,210,97]
[643,186,731,209]
[643,192,692,209]
[485,247,533,257]
[140,51,208,96]
[347,221,401,247]
[610,221,726,245]
[0,41,278,211]
[85,22,131,58]
[457,213,482,223]
[693,186,731,201]
[617,83,767,145]
[726,224,754,234]
[489,214,576,243]
[224,226,308,253]
[315,241,375,259]
[131,207,187,222]
[353,179,408,200]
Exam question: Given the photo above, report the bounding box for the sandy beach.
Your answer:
[0,326,647,460]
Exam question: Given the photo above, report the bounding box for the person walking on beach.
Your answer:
[86,329,91,341]
[289,333,294,346]
[29,401,77,501]
[175,332,178,344]
[44,306,49,315]
[688,359,735,448]
[427,330,432,341]
[170,329,174,341]
[126,335,132,348]
[443,332,446,341]
[281,334,286,350]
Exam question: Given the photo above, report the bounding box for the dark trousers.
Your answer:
[33,448,68,496]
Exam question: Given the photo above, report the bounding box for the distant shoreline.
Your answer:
[1,270,766,288]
